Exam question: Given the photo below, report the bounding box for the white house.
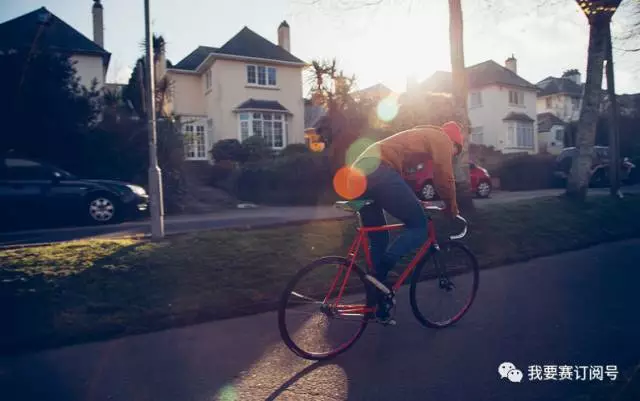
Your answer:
[0,2,111,90]
[166,22,306,161]
[537,112,566,155]
[536,71,584,123]
[419,55,539,154]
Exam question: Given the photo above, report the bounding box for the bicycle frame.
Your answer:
[323,218,438,316]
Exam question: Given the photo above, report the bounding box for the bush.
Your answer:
[234,152,335,205]
[243,135,274,162]
[497,154,557,191]
[210,139,246,163]
[280,143,310,157]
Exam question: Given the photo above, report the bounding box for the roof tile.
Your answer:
[173,26,304,71]
[0,7,110,63]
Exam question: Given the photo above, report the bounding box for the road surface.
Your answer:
[1,185,638,247]
[1,239,639,401]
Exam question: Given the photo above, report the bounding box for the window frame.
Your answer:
[205,69,212,90]
[470,126,484,145]
[237,111,288,149]
[182,121,208,161]
[246,64,277,87]
[469,91,483,108]
[508,90,525,106]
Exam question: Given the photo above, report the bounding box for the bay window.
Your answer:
[238,112,287,148]
[507,122,534,149]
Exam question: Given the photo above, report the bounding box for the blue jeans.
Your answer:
[356,159,429,285]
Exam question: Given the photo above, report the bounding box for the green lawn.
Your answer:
[2,195,640,354]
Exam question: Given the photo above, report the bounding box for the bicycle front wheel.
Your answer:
[410,241,479,328]
[278,256,375,360]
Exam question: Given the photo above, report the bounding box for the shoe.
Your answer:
[374,292,396,326]
[375,316,397,326]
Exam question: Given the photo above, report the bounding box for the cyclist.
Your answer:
[350,121,463,324]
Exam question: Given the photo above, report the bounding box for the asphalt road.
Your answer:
[1,186,639,247]
[1,239,639,401]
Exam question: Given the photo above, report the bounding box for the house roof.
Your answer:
[537,112,565,132]
[235,99,290,113]
[503,112,535,122]
[536,76,583,97]
[421,60,538,92]
[0,7,110,65]
[173,46,219,70]
[173,26,304,71]
[352,83,393,98]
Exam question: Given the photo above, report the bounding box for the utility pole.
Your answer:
[605,22,622,199]
[144,0,165,238]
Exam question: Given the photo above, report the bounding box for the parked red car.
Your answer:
[403,160,493,201]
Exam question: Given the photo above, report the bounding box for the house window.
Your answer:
[545,97,552,109]
[555,128,564,142]
[205,69,212,90]
[238,111,287,148]
[512,122,534,148]
[508,90,524,106]
[471,126,484,144]
[246,64,277,87]
[469,91,482,108]
[183,122,207,160]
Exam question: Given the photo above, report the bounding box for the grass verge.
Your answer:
[1,195,640,355]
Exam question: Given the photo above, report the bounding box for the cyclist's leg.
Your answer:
[359,202,389,272]
[369,170,429,280]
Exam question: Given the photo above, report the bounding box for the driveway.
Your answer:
[1,239,639,401]
[1,185,639,248]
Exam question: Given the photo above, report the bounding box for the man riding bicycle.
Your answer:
[350,122,464,324]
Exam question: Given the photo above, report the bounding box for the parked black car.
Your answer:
[0,156,149,230]
[553,146,636,187]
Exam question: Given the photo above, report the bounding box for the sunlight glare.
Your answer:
[377,95,399,122]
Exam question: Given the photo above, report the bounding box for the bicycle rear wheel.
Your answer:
[278,256,375,360]
[409,241,479,328]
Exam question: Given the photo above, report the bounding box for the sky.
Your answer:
[2,0,639,95]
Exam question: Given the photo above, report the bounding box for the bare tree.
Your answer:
[448,0,474,211]
[566,1,621,201]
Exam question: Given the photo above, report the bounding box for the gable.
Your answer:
[173,26,305,72]
[0,7,110,65]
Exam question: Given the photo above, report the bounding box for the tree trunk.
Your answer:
[604,23,622,199]
[566,16,608,201]
[448,0,475,212]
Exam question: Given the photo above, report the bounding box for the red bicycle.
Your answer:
[278,200,479,360]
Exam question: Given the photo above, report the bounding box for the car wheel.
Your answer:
[420,181,437,201]
[476,180,492,198]
[87,193,120,225]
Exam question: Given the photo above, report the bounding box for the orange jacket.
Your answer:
[353,125,459,215]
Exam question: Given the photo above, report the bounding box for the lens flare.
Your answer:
[333,166,367,200]
[376,95,399,122]
[345,137,380,174]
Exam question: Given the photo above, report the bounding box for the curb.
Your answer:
[0,215,353,251]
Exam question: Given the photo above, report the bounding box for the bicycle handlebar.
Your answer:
[422,203,469,240]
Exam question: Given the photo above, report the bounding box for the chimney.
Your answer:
[92,0,104,48]
[406,74,418,92]
[278,20,290,52]
[567,71,581,85]
[505,54,517,74]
